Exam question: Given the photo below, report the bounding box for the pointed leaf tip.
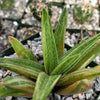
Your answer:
[63,7,67,12]
[42,7,58,74]
[43,8,46,11]
[42,8,47,14]
[8,36,14,40]
[8,36,25,56]
[54,7,67,57]
[8,36,37,61]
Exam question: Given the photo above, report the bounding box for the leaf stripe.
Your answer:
[54,8,67,57]
[32,72,61,100]
[0,58,44,79]
[42,8,58,74]
[57,66,100,86]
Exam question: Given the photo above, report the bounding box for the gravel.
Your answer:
[0,0,100,100]
[0,34,100,100]
[0,0,100,52]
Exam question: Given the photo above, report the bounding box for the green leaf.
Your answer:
[60,33,100,62]
[51,54,80,75]
[70,40,100,72]
[54,8,67,57]
[0,84,32,98]
[32,72,61,100]
[58,33,100,73]
[56,79,93,95]
[57,66,100,86]
[0,58,44,79]
[20,49,37,61]
[9,36,37,61]
[2,76,35,94]
[42,8,58,74]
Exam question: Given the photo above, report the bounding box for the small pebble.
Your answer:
[78,94,85,99]
[65,97,73,100]
[38,51,43,58]
[85,93,92,99]
[5,96,12,100]
[32,46,37,53]
[94,83,100,92]
[17,97,29,100]
[0,98,5,100]
[0,70,3,78]
[34,38,40,41]
[96,77,100,83]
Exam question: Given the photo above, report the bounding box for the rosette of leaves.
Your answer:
[0,0,14,11]
[73,4,93,24]
[0,8,100,100]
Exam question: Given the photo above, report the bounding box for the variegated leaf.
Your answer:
[2,76,35,94]
[32,72,61,100]
[42,8,58,74]
[9,36,37,61]
[0,84,32,98]
[51,54,80,75]
[56,79,93,95]
[54,8,67,57]
[0,58,44,79]
[70,40,100,72]
[58,33,100,74]
[59,34,100,62]
[57,66,100,86]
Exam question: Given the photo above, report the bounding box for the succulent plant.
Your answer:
[73,3,93,24]
[0,8,100,100]
[0,0,14,11]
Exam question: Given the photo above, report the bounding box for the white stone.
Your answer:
[0,10,4,17]
[72,94,79,98]
[4,53,18,58]
[65,39,71,45]
[14,1,20,8]
[0,73,2,78]
[32,47,37,52]
[85,93,92,99]
[13,21,18,26]
[97,96,100,100]
[78,93,85,99]
[27,40,32,46]
[39,32,42,36]
[38,51,43,57]
[6,96,12,100]
[71,35,76,41]
[25,7,31,13]
[67,4,70,8]
[65,97,73,100]
[38,45,42,49]
[94,56,100,64]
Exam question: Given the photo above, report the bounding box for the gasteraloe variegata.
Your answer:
[0,8,100,100]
